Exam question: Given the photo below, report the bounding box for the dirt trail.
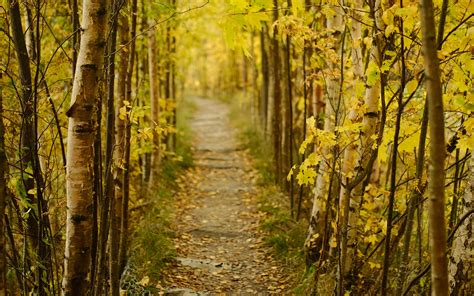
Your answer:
[161,97,288,295]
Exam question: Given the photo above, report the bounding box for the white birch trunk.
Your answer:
[63,0,108,294]
[339,0,364,277]
[305,7,343,258]
[449,151,473,294]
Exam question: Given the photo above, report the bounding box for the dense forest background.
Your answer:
[0,0,472,295]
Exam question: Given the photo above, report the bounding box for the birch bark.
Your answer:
[63,0,107,293]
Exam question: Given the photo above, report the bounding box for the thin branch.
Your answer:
[108,1,210,57]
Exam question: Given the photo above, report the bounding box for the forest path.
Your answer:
[161,97,288,295]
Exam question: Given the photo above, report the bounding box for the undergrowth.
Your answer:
[122,98,195,294]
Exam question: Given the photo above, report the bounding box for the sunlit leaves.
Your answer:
[295,153,321,186]
[220,0,272,53]
[119,100,132,120]
[457,117,474,150]
[299,134,313,155]
[296,166,316,186]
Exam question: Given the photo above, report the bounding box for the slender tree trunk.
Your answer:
[250,33,258,128]
[170,0,177,152]
[381,9,406,291]
[23,1,36,61]
[271,0,282,184]
[286,41,294,211]
[148,21,160,185]
[266,28,274,141]
[32,2,54,292]
[139,0,151,184]
[96,0,121,291]
[305,6,343,262]
[10,0,38,252]
[0,71,7,296]
[420,0,449,293]
[110,3,130,294]
[119,0,138,274]
[62,0,108,293]
[90,87,103,294]
[260,26,269,135]
[9,3,52,293]
[396,98,428,295]
[449,151,473,294]
[397,0,448,286]
[342,0,387,284]
[338,0,364,284]
[71,0,80,77]
[296,32,311,221]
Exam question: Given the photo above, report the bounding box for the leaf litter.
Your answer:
[159,97,290,295]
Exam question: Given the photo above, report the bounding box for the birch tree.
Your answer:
[62,0,108,293]
[305,6,343,262]
[449,151,473,294]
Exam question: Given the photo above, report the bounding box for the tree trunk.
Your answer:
[271,0,282,184]
[71,0,80,77]
[9,0,37,253]
[62,0,108,293]
[420,0,449,293]
[396,99,428,295]
[338,0,364,283]
[119,0,138,275]
[22,1,36,62]
[342,0,387,284]
[285,32,294,213]
[0,70,7,296]
[97,0,121,291]
[170,0,177,152]
[9,2,52,292]
[449,151,473,294]
[148,21,160,185]
[260,26,269,135]
[305,6,343,262]
[110,4,130,294]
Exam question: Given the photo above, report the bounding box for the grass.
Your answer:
[122,97,195,294]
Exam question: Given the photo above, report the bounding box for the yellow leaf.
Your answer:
[287,165,295,181]
[365,234,378,244]
[399,130,420,153]
[296,167,316,186]
[139,275,150,287]
[406,79,418,94]
[368,261,381,269]
[299,134,314,154]
[385,24,397,37]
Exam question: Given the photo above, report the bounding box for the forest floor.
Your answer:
[160,97,290,295]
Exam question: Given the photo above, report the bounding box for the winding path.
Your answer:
[161,97,288,295]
